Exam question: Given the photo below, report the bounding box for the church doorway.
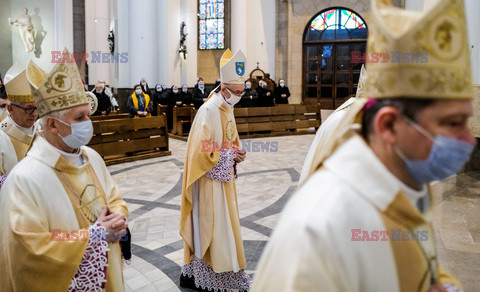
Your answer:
[302,8,368,109]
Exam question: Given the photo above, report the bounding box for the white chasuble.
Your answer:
[252,134,461,292]
[0,136,129,291]
[0,115,36,175]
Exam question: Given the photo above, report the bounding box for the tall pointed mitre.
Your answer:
[301,0,474,183]
[26,48,88,118]
[355,64,368,99]
[220,49,247,84]
[366,0,474,99]
[3,62,35,103]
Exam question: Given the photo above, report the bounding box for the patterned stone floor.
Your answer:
[107,135,480,292]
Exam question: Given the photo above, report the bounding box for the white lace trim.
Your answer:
[205,148,236,182]
[68,223,109,292]
[181,258,252,291]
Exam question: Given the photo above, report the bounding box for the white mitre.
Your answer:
[220,49,247,85]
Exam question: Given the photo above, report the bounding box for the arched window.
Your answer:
[198,0,225,50]
[303,8,367,109]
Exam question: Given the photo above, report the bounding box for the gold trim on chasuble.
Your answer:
[53,151,107,229]
[380,190,440,292]
[0,117,35,162]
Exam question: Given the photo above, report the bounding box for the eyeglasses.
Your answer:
[11,103,37,114]
[225,86,245,96]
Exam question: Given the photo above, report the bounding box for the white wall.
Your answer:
[465,0,480,84]
[9,0,59,72]
[85,0,111,85]
[232,0,276,80]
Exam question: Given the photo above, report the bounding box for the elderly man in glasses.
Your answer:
[0,63,38,186]
[179,49,251,291]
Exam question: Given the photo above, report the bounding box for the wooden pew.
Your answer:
[172,106,195,136]
[234,104,320,138]
[90,113,129,121]
[88,114,171,165]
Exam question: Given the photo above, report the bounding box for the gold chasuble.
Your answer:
[131,92,151,118]
[180,92,245,272]
[0,136,128,291]
[0,115,36,175]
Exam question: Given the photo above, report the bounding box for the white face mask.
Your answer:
[135,89,142,95]
[225,88,242,106]
[280,83,285,87]
[56,118,94,149]
[173,89,178,94]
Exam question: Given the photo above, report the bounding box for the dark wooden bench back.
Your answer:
[88,114,170,165]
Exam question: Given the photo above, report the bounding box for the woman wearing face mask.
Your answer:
[127,84,152,118]
[152,84,164,116]
[179,84,194,107]
[92,83,112,116]
[192,80,210,109]
[169,85,184,107]
[274,78,291,105]
[257,80,274,107]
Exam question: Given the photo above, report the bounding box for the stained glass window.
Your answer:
[305,8,367,41]
[199,0,225,50]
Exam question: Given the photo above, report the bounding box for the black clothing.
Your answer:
[191,87,210,109]
[92,90,112,116]
[152,89,164,116]
[140,82,151,96]
[179,90,193,106]
[257,87,274,107]
[274,86,291,104]
[239,88,258,107]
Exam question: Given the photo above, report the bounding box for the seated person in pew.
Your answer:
[179,84,194,107]
[240,80,257,107]
[191,80,209,109]
[127,84,152,118]
[257,80,274,107]
[92,83,113,116]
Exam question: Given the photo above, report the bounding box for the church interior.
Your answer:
[0,0,479,291]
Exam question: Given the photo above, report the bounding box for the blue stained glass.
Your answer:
[199,20,206,34]
[218,19,224,34]
[307,8,366,41]
[217,3,225,18]
[199,4,207,19]
[218,34,224,49]
[198,0,225,50]
[206,34,216,49]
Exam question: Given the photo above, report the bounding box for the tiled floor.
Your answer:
[108,135,480,292]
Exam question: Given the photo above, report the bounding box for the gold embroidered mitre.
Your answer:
[356,65,368,99]
[366,0,474,99]
[220,49,247,85]
[26,49,88,117]
[3,62,35,103]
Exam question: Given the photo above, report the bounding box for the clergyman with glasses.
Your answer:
[0,63,39,187]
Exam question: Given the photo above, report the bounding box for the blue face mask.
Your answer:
[199,85,205,90]
[395,118,474,185]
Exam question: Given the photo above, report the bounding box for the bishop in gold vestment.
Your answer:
[179,49,251,291]
[0,52,129,291]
